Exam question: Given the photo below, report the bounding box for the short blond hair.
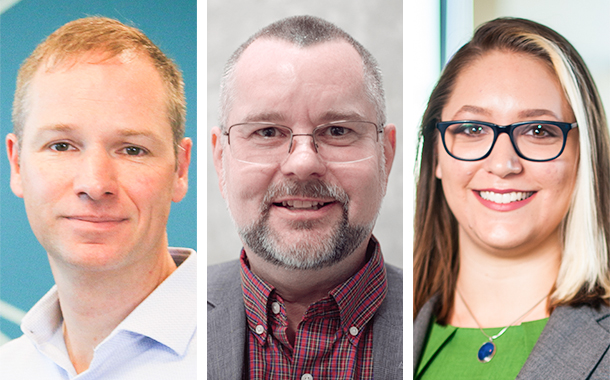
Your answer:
[13,16,185,150]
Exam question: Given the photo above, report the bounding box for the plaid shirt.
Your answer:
[240,237,388,380]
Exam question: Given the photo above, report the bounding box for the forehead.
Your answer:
[444,50,571,120]
[229,38,374,125]
[23,53,170,138]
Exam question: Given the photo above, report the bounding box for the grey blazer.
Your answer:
[208,259,403,379]
[414,294,610,379]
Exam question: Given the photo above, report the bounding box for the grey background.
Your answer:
[207,0,403,267]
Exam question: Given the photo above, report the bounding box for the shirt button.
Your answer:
[301,374,313,380]
[349,326,359,336]
[255,325,265,335]
[271,302,281,314]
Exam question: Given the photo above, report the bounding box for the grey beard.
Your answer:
[237,180,373,270]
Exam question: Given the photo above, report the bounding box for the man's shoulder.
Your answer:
[0,335,30,359]
[384,262,403,301]
[385,262,403,283]
[208,259,241,284]
[0,335,53,376]
[207,260,242,310]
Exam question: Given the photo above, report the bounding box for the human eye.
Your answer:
[48,142,76,152]
[245,125,290,147]
[121,145,149,156]
[253,126,285,138]
[327,125,353,137]
[520,123,561,138]
[451,122,488,136]
[316,123,359,145]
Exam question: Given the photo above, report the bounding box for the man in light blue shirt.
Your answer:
[0,17,195,378]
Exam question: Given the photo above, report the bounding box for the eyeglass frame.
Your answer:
[435,120,578,162]
[223,120,383,157]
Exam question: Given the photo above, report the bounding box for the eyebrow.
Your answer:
[36,123,76,134]
[115,129,163,141]
[241,110,368,125]
[452,106,561,121]
[242,112,286,123]
[32,124,163,143]
[318,110,368,123]
[453,105,491,117]
[518,109,561,120]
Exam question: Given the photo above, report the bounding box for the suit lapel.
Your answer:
[517,304,610,379]
[413,294,438,375]
[207,261,247,380]
[373,264,404,379]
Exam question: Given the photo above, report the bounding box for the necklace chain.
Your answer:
[456,288,548,342]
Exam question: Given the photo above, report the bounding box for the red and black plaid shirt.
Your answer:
[240,237,388,380]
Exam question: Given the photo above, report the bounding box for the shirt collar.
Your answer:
[21,248,197,358]
[117,248,197,356]
[331,236,387,334]
[20,285,63,347]
[240,253,275,343]
[240,236,387,344]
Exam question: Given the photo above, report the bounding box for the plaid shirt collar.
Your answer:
[240,236,388,346]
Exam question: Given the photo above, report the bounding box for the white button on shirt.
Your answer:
[271,302,281,314]
[301,374,313,380]
[0,248,197,379]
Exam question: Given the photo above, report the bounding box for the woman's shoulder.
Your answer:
[550,301,610,330]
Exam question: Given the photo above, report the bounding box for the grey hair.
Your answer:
[218,15,386,130]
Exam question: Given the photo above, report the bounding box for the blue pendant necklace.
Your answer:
[457,289,548,363]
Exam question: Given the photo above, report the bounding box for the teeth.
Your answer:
[479,191,533,204]
[280,200,326,210]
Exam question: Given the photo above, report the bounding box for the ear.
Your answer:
[435,151,443,179]
[6,133,24,198]
[172,137,192,202]
[382,124,397,177]
[211,126,225,198]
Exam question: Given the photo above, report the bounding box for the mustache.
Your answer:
[260,180,349,212]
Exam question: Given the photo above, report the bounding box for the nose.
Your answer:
[280,134,327,180]
[73,148,118,200]
[483,134,523,177]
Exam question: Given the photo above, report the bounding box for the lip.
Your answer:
[272,197,337,210]
[473,189,537,211]
[270,197,341,221]
[63,216,128,229]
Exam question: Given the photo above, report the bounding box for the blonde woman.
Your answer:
[414,18,610,379]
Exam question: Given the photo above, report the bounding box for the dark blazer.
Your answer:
[414,294,610,379]
[208,259,403,380]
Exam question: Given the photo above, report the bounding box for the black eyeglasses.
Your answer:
[436,120,578,162]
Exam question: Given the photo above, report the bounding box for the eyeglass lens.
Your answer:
[443,122,566,161]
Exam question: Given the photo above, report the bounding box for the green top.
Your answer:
[416,318,548,380]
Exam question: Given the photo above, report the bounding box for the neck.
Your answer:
[50,246,177,374]
[449,229,561,328]
[246,236,370,345]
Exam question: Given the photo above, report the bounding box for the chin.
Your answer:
[49,243,132,271]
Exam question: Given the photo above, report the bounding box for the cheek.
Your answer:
[20,160,66,206]
[224,161,277,221]
[540,162,578,200]
[329,160,384,220]
[120,166,177,209]
[437,159,475,201]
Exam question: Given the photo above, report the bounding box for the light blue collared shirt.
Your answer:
[0,248,196,379]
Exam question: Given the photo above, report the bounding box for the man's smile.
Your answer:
[273,199,337,210]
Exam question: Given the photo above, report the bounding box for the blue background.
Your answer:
[0,0,196,341]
